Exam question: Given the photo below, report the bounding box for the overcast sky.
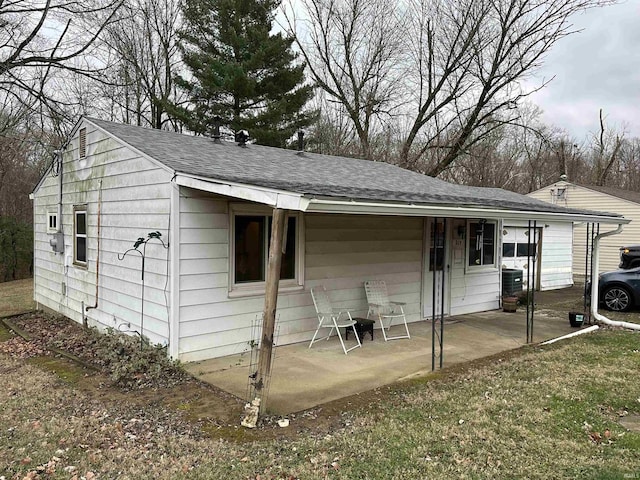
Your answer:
[529,1,640,141]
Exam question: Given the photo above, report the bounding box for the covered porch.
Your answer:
[185,300,582,415]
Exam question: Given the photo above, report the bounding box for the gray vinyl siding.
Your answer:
[33,120,173,345]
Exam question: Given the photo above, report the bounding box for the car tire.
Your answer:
[602,285,633,312]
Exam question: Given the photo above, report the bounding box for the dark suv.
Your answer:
[619,246,640,269]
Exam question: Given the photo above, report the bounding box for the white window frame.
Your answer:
[229,204,304,297]
[73,205,88,267]
[47,210,58,233]
[466,219,498,272]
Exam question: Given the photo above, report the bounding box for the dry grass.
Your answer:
[0,278,35,317]
[1,328,639,479]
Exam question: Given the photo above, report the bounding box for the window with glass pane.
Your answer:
[429,220,445,271]
[503,242,515,257]
[468,221,495,267]
[235,216,265,283]
[516,242,536,257]
[269,216,297,280]
[74,208,87,265]
[47,212,58,233]
[234,213,299,285]
[482,223,495,265]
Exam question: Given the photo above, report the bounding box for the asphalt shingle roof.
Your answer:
[88,118,621,217]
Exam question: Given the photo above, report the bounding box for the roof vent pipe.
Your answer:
[212,116,222,144]
[236,130,249,147]
[297,130,304,152]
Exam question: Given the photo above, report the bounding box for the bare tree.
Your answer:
[290,0,614,175]
[286,0,406,159]
[100,0,183,129]
[0,0,123,126]
[590,108,623,186]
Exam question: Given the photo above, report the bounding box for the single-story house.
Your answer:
[528,180,640,275]
[31,118,627,362]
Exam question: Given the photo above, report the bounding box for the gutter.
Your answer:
[305,198,629,225]
[590,224,640,331]
[85,180,103,316]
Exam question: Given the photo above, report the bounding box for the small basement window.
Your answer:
[74,205,87,266]
[47,210,58,233]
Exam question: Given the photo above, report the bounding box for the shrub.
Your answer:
[50,325,186,389]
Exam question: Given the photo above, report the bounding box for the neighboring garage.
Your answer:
[528,180,640,277]
[502,221,573,291]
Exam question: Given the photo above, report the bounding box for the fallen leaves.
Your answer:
[0,337,48,358]
[588,431,602,443]
[588,428,614,445]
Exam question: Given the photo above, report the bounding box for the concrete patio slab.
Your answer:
[185,307,584,415]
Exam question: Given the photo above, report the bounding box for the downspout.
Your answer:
[591,223,640,331]
[56,150,63,233]
[85,180,103,318]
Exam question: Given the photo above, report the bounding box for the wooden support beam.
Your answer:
[255,207,286,412]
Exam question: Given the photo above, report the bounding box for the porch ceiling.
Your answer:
[185,310,582,415]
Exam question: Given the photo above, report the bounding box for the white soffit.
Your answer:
[174,175,310,211]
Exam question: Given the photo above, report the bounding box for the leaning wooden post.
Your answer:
[255,208,286,413]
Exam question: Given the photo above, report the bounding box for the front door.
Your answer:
[423,218,450,318]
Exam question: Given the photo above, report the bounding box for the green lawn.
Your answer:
[0,278,35,317]
[1,329,639,479]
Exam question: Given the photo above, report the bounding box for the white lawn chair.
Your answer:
[309,286,362,355]
[364,280,410,341]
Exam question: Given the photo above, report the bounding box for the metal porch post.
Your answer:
[526,220,537,344]
[431,217,446,371]
[440,218,447,369]
[431,218,437,371]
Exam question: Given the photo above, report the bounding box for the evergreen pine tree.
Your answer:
[174,0,314,146]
